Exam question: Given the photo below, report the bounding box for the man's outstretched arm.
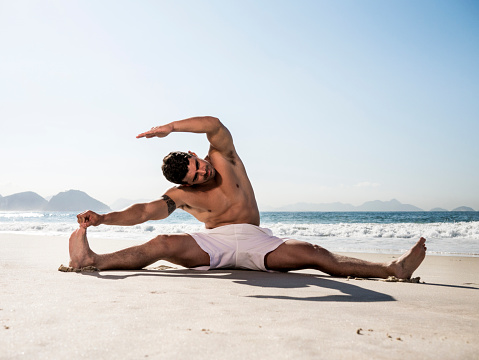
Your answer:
[77,194,179,228]
[136,116,234,154]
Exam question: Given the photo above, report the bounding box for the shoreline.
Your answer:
[1,233,478,359]
[1,230,478,258]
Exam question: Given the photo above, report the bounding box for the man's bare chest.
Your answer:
[184,183,242,212]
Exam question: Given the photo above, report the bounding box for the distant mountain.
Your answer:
[110,198,151,210]
[451,206,476,212]
[274,202,355,212]
[356,199,423,212]
[0,191,48,211]
[270,199,423,212]
[44,190,111,212]
[1,189,472,213]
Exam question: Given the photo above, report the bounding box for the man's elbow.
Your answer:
[205,116,225,133]
[205,116,220,126]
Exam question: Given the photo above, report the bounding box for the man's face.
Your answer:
[182,155,216,185]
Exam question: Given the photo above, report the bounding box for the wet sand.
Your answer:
[1,233,478,359]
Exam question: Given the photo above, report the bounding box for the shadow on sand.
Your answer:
[80,268,397,303]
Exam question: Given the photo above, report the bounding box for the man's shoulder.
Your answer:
[165,184,206,197]
[162,185,198,209]
[163,185,188,200]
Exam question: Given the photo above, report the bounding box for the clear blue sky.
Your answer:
[1,0,478,210]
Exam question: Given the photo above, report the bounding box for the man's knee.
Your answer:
[311,244,330,256]
[267,240,329,270]
[150,234,180,256]
[301,243,333,266]
[289,240,329,257]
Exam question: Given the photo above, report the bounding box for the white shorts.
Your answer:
[187,224,286,272]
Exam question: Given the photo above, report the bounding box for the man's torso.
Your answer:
[168,149,260,228]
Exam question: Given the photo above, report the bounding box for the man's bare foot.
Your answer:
[69,227,96,269]
[390,237,427,279]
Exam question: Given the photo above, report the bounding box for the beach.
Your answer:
[1,233,478,360]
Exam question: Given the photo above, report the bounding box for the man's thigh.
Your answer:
[265,239,321,271]
[154,233,210,268]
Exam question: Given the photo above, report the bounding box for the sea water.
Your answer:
[1,211,478,256]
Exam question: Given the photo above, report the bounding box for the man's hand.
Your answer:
[77,210,103,228]
[136,123,174,139]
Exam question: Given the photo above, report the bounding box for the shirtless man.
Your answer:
[70,116,426,279]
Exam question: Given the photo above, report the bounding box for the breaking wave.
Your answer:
[264,221,479,240]
[1,212,477,255]
[1,220,478,240]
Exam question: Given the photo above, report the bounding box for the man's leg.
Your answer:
[68,227,210,270]
[265,237,427,279]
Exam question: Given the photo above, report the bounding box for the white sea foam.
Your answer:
[1,221,478,239]
[1,221,477,255]
[263,222,479,240]
[0,212,45,219]
[0,222,204,239]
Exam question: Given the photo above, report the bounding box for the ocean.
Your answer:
[1,211,478,256]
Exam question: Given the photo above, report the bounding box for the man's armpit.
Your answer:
[210,147,237,166]
[226,150,236,165]
[161,195,176,215]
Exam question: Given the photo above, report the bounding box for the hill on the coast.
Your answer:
[0,191,48,211]
[451,206,476,212]
[1,190,476,212]
[44,190,111,212]
[356,199,422,211]
[273,202,356,212]
[272,199,424,212]
[0,190,111,212]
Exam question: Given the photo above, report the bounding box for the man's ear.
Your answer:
[188,150,198,157]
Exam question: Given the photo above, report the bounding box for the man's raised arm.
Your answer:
[136,116,234,154]
[77,194,178,228]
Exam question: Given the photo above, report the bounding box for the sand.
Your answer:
[1,233,478,359]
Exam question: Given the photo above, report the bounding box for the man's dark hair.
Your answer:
[162,151,192,184]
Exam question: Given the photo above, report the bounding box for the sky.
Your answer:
[1,0,478,211]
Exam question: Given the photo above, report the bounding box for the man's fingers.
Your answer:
[77,211,91,225]
[79,219,91,228]
[137,131,150,138]
[137,130,155,139]
[137,124,172,139]
[137,133,156,138]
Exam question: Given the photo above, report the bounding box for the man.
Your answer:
[71,116,426,278]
